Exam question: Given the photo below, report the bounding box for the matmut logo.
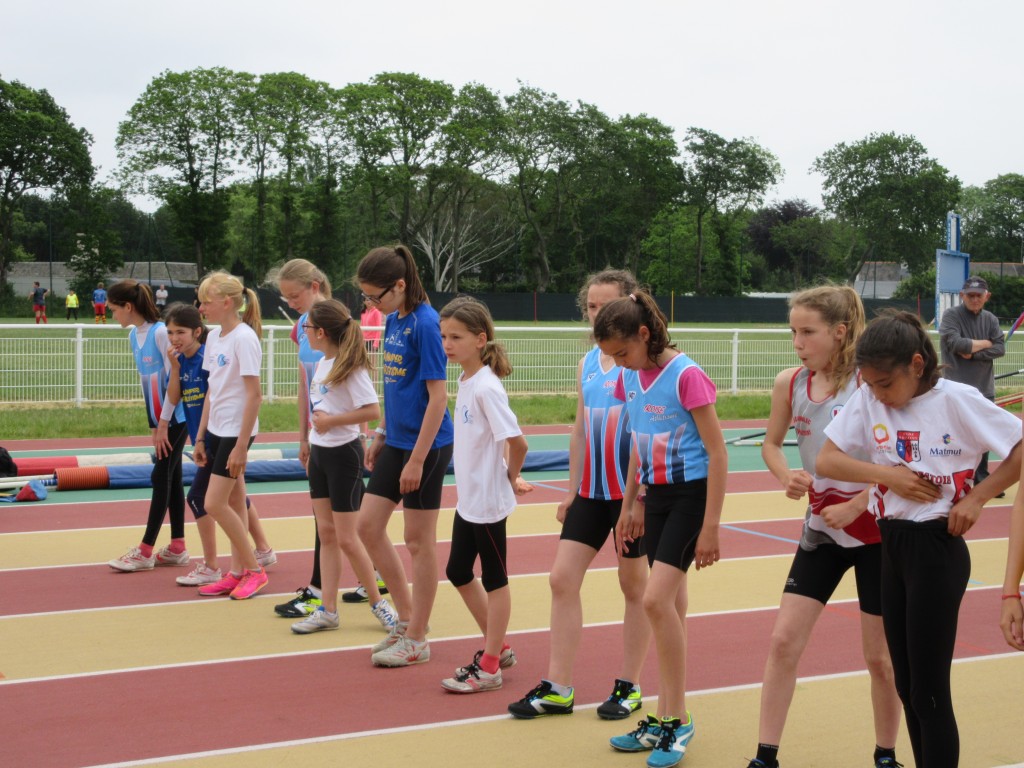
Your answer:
[643,404,666,414]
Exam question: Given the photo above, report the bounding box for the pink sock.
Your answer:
[480,653,500,675]
[168,539,186,555]
[501,642,511,653]
[138,543,154,558]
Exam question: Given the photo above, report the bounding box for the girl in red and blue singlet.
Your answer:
[594,289,727,768]
[105,280,189,574]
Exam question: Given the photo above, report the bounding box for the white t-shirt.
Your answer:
[308,358,378,448]
[203,323,262,438]
[825,378,1021,522]
[452,366,523,524]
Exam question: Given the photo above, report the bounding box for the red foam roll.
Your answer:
[14,456,80,475]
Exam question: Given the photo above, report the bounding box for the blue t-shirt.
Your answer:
[93,288,107,304]
[380,303,454,450]
[176,345,209,444]
[294,311,324,415]
[31,287,46,304]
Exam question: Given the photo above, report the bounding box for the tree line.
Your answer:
[2,69,1022,303]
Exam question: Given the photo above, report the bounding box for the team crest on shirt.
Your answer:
[627,391,637,401]
[586,372,597,382]
[459,405,473,424]
[216,354,229,367]
[319,384,329,394]
[830,404,843,420]
[896,430,921,462]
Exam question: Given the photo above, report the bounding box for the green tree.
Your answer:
[812,132,961,277]
[959,174,1024,262]
[680,127,781,294]
[0,77,94,286]
[116,67,244,275]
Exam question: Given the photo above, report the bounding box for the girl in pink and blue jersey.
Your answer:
[106,280,190,573]
[509,269,651,721]
[594,289,727,768]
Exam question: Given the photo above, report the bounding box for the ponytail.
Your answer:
[242,288,262,337]
[856,310,940,388]
[356,243,429,313]
[308,299,370,386]
[439,296,511,378]
[592,289,673,364]
[107,279,160,323]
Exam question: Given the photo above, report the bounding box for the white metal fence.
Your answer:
[2,324,1022,407]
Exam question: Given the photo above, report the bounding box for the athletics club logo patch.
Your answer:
[896,430,921,462]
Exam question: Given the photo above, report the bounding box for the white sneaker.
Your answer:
[371,621,406,653]
[109,547,155,572]
[372,634,430,667]
[371,598,398,630]
[176,562,222,586]
[441,660,502,693]
[254,548,277,568]
[291,607,340,634]
[155,546,190,566]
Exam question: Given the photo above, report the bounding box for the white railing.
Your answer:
[2,324,1022,407]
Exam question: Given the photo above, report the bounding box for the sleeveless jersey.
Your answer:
[130,323,184,429]
[791,368,878,547]
[578,347,630,500]
[620,353,709,486]
[296,311,323,415]
[177,346,209,444]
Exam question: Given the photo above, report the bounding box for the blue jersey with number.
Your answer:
[176,345,209,444]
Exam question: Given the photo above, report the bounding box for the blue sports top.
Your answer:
[578,347,630,500]
[175,345,209,444]
[295,311,323,415]
[616,353,713,486]
[380,303,454,450]
[93,288,107,303]
[130,322,184,429]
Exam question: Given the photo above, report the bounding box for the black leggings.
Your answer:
[445,512,509,592]
[142,420,188,546]
[878,518,970,768]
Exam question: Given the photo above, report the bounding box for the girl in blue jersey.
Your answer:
[355,244,455,667]
[509,269,651,720]
[162,303,275,587]
[106,280,190,573]
[192,272,268,600]
[594,290,727,768]
[748,286,900,768]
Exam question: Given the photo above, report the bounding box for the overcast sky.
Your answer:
[4,0,1022,212]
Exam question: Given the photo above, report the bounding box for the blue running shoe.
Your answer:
[610,714,663,752]
[646,712,694,768]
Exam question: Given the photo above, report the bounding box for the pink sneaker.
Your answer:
[230,569,268,600]
[198,572,241,596]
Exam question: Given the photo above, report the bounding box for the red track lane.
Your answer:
[2,588,1008,768]
[3,510,1012,617]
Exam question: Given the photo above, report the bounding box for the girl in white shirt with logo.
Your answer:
[818,310,1022,768]
[289,299,397,634]
[192,272,268,601]
[438,297,531,693]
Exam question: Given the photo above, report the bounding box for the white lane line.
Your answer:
[76,649,1024,768]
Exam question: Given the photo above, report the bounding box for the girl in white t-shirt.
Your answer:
[192,272,268,601]
[289,299,398,635]
[438,297,532,693]
[819,310,1022,768]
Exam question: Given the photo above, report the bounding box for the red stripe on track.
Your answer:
[2,588,1009,768]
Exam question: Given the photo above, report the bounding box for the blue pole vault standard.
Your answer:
[935,211,970,326]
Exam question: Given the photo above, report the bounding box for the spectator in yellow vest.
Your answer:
[66,290,80,321]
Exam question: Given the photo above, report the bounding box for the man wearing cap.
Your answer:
[939,276,1005,483]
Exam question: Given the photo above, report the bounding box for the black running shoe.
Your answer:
[507,681,574,719]
[274,587,322,617]
[596,678,642,720]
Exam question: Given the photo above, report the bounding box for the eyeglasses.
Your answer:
[360,285,394,305]
[301,323,316,331]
